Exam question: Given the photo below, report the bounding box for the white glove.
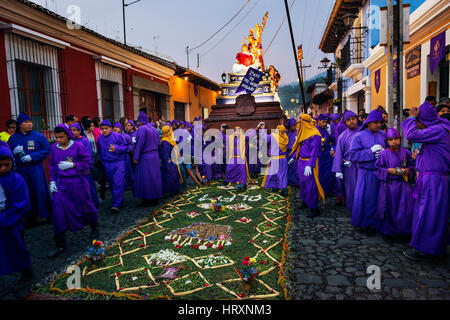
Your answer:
[336,172,344,180]
[288,158,294,165]
[304,166,312,176]
[186,136,192,143]
[13,145,23,155]
[344,161,352,167]
[58,161,74,171]
[132,137,137,144]
[370,144,383,154]
[50,181,58,193]
[21,155,32,163]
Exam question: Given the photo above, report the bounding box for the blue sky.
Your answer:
[30,0,336,84]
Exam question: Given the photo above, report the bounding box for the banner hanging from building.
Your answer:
[405,45,421,79]
[429,31,446,75]
[375,69,381,93]
[235,67,264,95]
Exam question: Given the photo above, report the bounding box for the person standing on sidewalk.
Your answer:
[401,102,449,261]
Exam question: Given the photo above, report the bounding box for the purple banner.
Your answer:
[235,67,264,95]
[429,31,445,75]
[375,69,381,93]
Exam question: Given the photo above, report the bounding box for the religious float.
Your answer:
[205,12,283,130]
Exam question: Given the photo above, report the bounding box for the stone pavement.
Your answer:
[284,187,450,300]
[0,189,176,300]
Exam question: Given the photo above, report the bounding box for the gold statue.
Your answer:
[240,12,269,71]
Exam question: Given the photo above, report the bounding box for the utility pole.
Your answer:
[387,0,394,128]
[283,0,307,114]
[396,0,404,133]
[122,0,127,44]
[186,46,190,69]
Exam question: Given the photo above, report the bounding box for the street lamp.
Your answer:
[122,0,142,45]
[342,12,368,31]
[319,57,331,69]
[221,73,227,83]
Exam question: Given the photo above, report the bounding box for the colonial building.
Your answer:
[0,0,218,138]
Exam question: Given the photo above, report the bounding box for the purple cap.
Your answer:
[100,119,112,127]
[0,145,14,161]
[171,119,179,126]
[17,112,31,126]
[55,124,75,140]
[113,122,123,131]
[418,101,445,127]
[385,127,401,140]
[69,123,85,136]
[360,109,384,131]
[317,114,330,121]
[137,111,149,125]
[286,118,297,128]
[330,114,341,121]
[342,110,357,122]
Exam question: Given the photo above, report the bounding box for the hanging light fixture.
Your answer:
[221,73,227,83]
[343,13,357,28]
[320,57,331,69]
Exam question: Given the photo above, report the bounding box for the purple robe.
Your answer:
[375,148,415,235]
[0,168,31,276]
[316,126,335,195]
[335,122,348,138]
[50,141,98,235]
[97,131,128,207]
[349,129,385,228]
[133,124,162,200]
[402,117,449,255]
[287,129,299,186]
[263,135,288,190]
[199,138,213,181]
[225,136,248,185]
[76,136,99,206]
[296,135,321,209]
[332,127,360,212]
[160,141,181,195]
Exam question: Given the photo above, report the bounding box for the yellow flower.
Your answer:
[211,200,215,204]
[221,206,225,211]
[92,240,97,245]
[249,258,256,264]
[237,182,240,185]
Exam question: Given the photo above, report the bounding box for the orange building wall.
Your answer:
[404,74,421,110]
[371,65,387,110]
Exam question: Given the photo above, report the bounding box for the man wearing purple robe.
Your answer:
[332,110,360,213]
[286,118,299,187]
[0,145,32,278]
[48,125,98,258]
[113,122,134,191]
[349,109,386,235]
[133,112,163,206]
[225,128,248,187]
[401,102,449,260]
[97,120,128,213]
[316,114,335,195]
[160,126,182,196]
[262,125,289,196]
[69,123,99,206]
[375,128,415,242]
[329,113,341,146]
[291,114,325,218]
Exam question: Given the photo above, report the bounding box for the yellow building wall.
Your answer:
[371,65,387,110]
[168,76,218,121]
[404,74,421,110]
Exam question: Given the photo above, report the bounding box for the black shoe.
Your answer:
[20,266,33,280]
[111,207,120,214]
[280,189,288,197]
[306,209,320,218]
[90,223,99,239]
[402,248,437,262]
[382,234,394,244]
[363,228,377,237]
[47,246,65,259]
[299,200,307,209]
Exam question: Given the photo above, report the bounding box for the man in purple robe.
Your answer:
[48,125,98,258]
[113,122,134,191]
[375,128,415,243]
[401,102,449,261]
[332,110,360,213]
[97,120,128,213]
[160,126,182,196]
[262,125,289,196]
[291,114,325,218]
[225,128,248,187]
[134,112,163,206]
[286,118,299,186]
[0,145,32,278]
[349,109,386,235]
[316,114,335,195]
[329,113,341,146]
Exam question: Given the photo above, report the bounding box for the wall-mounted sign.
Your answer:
[405,45,421,79]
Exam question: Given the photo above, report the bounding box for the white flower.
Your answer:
[132,276,138,281]
[185,280,192,284]
[225,241,231,246]
[164,236,171,240]
[263,240,268,243]
[199,245,207,250]
[173,241,179,245]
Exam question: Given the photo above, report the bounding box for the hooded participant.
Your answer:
[286,118,300,186]
[0,146,32,276]
[8,112,51,225]
[224,127,249,187]
[348,109,386,234]
[401,102,450,260]
[160,125,183,195]
[290,114,325,218]
[316,114,335,195]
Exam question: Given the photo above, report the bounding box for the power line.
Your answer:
[189,0,251,52]
[200,0,261,59]
[265,0,296,54]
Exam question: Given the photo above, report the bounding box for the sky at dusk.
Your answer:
[30,0,335,85]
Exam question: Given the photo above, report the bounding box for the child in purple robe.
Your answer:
[133,112,163,206]
[332,110,360,212]
[97,120,128,213]
[290,114,325,218]
[375,128,415,243]
[47,125,98,258]
[401,102,450,261]
[286,118,299,187]
[0,146,32,278]
[349,109,385,235]
[262,125,289,196]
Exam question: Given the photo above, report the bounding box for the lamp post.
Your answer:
[122,0,141,45]
[318,57,342,113]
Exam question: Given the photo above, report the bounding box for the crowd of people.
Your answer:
[0,97,449,283]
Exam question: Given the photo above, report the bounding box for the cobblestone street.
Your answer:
[285,187,450,300]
